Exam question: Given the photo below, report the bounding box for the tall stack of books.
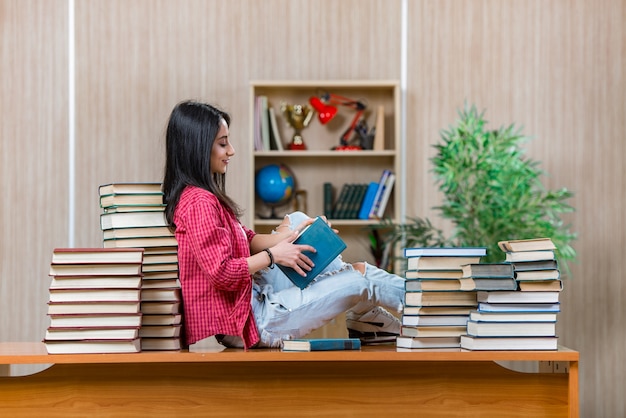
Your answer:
[99,183,182,351]
[460,238,561,351]
[397,247,486,350]
[44,248,144,354]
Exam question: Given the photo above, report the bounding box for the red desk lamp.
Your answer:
[309,92,370,150]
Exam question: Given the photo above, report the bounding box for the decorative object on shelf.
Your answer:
[280,103,314,150]
[255,163,296,219]
[309,91,375,150]
[369,104,577,273]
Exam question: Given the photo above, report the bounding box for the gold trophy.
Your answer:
[281,102,314,150]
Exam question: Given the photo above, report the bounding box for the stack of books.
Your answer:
[397,247,486,350]
[99,183,182,351]
[44,248,144,354]
[460,238,561,351]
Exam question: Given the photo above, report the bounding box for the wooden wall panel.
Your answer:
[0,0,68,366]
[407,1,625,416]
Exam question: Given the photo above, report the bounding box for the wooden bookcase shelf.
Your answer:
[249,80,401,264]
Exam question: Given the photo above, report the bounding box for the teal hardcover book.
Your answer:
[282,338,361,351]
[277,217,347,289]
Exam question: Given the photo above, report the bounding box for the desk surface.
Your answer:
[0,341,578,365]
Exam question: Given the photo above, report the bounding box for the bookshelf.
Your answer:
[250,80,401,263]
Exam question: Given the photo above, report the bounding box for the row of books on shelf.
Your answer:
[397,238,562,351]
[44,183,184,354]
[324,169,395,220]
[254,95,284,151]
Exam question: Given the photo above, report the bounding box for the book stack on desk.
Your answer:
[397,247,486,349]
[44,248,144,354]
[99,183,182,351]
[460,238,561,351]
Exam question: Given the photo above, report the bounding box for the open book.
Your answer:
[277,217,347,290]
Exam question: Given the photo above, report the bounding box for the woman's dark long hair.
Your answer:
[162,100,243,232]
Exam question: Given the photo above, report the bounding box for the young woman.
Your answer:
[163,100,405,349]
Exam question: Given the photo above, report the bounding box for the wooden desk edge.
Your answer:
[0,342,579,365]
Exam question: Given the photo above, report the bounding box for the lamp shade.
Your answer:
[309,96,337,124]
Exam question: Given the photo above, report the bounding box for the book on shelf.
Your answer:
[357,181,379,220]
[458,276,518,292]
[51,248,144,264]
[100,193,164,208]
[510,259,559,272]
[141,288,182,302]
[103,236,178,249]
[400,325,467,338]
[505,250,555,263]
[48,288,142,303]
[48,313,142,328]
[401,314,469,327]
[98,183,162,196]
[44,327,139,340]
[331,183,350,219]
[347,183,368,219]
[477,291,560,304]
[102,226,173,240]
[44,338,141,354]
[267,105,284,151]
[49,275,143,289]
[372,105,385,151]
[281,338,361,352]
[323,182,334,218]
[367,169,392,218]
[100,211,168,230]
[477,302,561,313]
[404,247,487,258]
[461,263,513,278]
[138,324,182,338]
[498,237,556,253]
[140,337,182,351]
[403,306,474,316]
[48,301,141,315]
[141,313,182,326]
[407,256,483,271]
[49,263,143,277]
[466,320,556,337]
[404,291,477,307]
[405,279,462,292]
[277,217,347,290]
[405,270,463,280]
[396,336,460,349]
[469,310,558,323]
[140,302,181,315]
[259,95,271,151]
[372,171,395,218]
[514,269,560,281]
[460,335,558,351]
[518,280,563,292]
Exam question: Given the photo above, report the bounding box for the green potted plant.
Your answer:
[369,104,577,274]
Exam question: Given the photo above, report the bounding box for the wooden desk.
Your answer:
[0,342,578,417]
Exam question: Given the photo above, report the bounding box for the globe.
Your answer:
[255,164,296,217]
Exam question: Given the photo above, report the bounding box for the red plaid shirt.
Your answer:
[174,186,259,348]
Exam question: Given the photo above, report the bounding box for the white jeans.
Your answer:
[248,212,406,348]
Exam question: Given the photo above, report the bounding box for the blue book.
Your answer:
[277,217,347,290]
[358,182,379,219]
[282,338,361,351]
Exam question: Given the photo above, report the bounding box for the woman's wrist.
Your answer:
[262,248,275,269]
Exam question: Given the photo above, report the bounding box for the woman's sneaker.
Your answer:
[346,307,401,344]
